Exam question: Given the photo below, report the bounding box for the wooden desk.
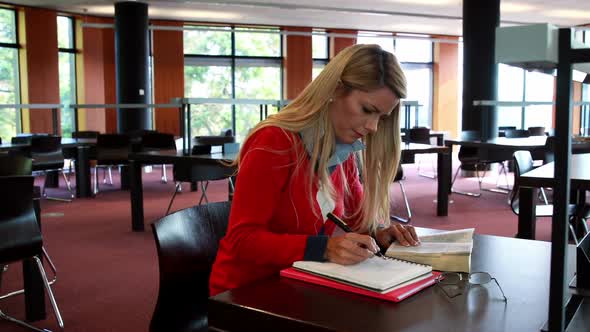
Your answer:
[517,153,590,240]
[129,150,236,231]
[402,143,451,217]
[209,233,577,332]
[0,138,96,198]
[129,145,451,232]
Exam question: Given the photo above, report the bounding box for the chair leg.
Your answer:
[198,181,210,205]
[540,188,549,205]
[451,164,482,197]
[0,246,57,300]
[61,170,75,199]
[93,166,99,195]
[34,256,64,330]
[166,182,182,215]
[0,257,64,332]
[161,164,168,184]
[103,167,113,185]
[390,181,412,223]
[41,171,72,202]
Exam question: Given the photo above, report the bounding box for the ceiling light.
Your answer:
[387,0,460,6]
[149,8,242,20]
[543,9,590,20]
[501,2,536,13]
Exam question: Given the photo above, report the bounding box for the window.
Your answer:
[357,31,394,53]
[312,30,328,81]
[58,16,76,137]
[497,64,554,130]
[582,84,590,136]
[0,8,19,142]
[183,26,282,142]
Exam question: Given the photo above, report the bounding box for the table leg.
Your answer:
[517,186,537,240]
[445,143,453,194]
[130,160,145,232]
[23,257,46,321]
[75,146,92,198]
[437,152,450,216]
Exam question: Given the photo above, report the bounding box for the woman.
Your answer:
[209,44,420,296]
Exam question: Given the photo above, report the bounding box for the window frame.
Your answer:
[183,25,283,138]
[0,7,21,139]
[57,15,77,136]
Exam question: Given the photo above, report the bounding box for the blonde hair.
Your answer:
[233,44,407,234]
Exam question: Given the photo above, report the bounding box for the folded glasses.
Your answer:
[436,271,507,302]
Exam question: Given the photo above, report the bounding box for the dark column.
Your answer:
[114,1,151,133]
[462,0,500,141]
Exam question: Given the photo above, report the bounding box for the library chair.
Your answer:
[408,127,436,178]
[0,176,64,331]
[93,134,131,195]
[390,165,411,223]
[504,129,530,138]
[29,135,74,201]
[451,131,486,197]
[527,126,546,136]
[0,155,58,304]
[511,150,589,242]
[140,132,176,184]
[66,130,101,181]
[151,201,231,332]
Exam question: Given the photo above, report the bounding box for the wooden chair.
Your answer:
[527,126,546,136]
[0,176,63,331]
[150,201,231,332]
[504,129,530,138]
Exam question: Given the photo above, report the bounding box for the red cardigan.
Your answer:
[209,126,363,296]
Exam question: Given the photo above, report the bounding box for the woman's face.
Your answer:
[329,87,399,144]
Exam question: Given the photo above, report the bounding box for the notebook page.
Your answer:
[293,257,431,291]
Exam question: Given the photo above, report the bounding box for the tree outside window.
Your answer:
[183,26,282,142]
[58,15,76,137]
[0,8,19,143]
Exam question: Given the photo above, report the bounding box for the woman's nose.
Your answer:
[365,116,379,133]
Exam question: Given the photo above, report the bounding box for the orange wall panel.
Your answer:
[283,27,312,100]
[23,7,60,134]
[329,29,356,58]
[81,16,107,132]
[573,81,582,135]
[433,38,459,139]
[152,20,184,136]
[102,20,117,133]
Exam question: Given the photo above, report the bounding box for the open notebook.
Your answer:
[292,256,432,293]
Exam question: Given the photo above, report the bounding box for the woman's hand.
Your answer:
[325,233,380,265]
[375,224,420,251]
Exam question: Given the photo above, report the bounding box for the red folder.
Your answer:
[280,267,441,302]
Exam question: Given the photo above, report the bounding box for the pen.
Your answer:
[326,212,386,258]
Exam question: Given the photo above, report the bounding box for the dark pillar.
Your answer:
[462,0,500,141]
[114,1,151,134]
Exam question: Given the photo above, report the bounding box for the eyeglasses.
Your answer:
[436,271,507,302]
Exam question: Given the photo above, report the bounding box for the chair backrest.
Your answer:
[0,176,42,264]
[408,127,431,145]
[394,164,404,182]
[193,136,235,146]
[96,134,131,163]
[141,132,176,151]
[458,130,480,161]
[30,135,65,171]
[505,129,530,138]
[0,154,32,176]
[543,136,556,164]
[150,201,231,332]
[219,128,233,137]
[173,160,236,183]
[527,126,546,136]
[498,126,517,131]
[509,150,534,214]
[72,130,100,139]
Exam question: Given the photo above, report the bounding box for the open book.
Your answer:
[385,228,475,273]
[291,256,432,293]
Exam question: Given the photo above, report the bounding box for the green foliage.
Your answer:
[0,9,15,43]
[184,26,282,141]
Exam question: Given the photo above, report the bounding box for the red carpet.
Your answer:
[0,162,567,331]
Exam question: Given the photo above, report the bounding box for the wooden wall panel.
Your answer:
[433,37,459,139]
[23,7,60,134]
[283,27,312,100]
[152,20,184,136]
[80,16,107,132]
[102,19,117,133]
[329,29,356,58]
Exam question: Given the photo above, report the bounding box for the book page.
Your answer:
[417,228,475,243]
[389,242,473,255]
[293,256,431,291]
